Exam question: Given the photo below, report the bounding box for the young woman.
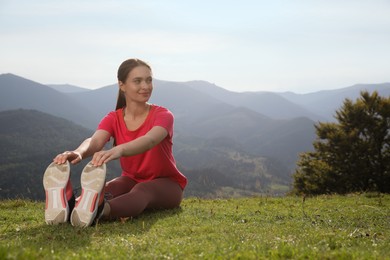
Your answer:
[43,58,187,227]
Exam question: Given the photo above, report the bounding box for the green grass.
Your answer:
[1,194,389,259]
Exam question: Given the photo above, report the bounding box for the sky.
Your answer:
[1,0,390,93]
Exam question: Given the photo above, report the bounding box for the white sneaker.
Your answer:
[43,161,71,225]
[70,162,106,227]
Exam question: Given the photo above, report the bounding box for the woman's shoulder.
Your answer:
[151,104,172,115]
[150,104,174,124]
[106,109,121,117]
[98,109,122,131]
[101,109,122,122]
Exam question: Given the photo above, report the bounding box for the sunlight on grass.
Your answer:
[1,194,389,259]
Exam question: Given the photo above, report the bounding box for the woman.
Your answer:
[43,58,187,227]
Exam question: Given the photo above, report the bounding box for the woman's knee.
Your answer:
[105,176,137,198]
[132,179,183,209]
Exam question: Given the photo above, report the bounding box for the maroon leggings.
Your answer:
[104,176,183,219]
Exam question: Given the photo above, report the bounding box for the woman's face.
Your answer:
[119,65,153,103]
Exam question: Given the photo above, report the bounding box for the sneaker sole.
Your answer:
[71,162,106,227]
[43,161,71,225]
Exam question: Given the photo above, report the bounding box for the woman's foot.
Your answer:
[43,161,72,225]
[70,162,106,227]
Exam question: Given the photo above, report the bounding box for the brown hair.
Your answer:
[115,58,152,110]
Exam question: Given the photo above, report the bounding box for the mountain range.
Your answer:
[1,73,389,198]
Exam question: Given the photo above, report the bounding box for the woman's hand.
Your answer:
[53,151,82,165]
[91,146,123,166]
[89,126,167,166]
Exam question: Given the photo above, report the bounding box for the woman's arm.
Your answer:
[53,130,111,164]
[91,126,168,166]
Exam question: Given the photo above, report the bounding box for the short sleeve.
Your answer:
[154,107,174,137]
[97,111,116,137]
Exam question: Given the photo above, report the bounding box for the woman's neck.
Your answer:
[123,102,150,120]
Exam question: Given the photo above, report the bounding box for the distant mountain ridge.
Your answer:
[279,83,390,120]
[0,73,99,127]
[181,80,324,121]
[9,73,385,124]
[1,73,389,198]
[0,109,289,199]
[0,109,94,200]
[47,84,90,93]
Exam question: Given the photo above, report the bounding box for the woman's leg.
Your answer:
[104,175,137,199]
[107,178,183,219]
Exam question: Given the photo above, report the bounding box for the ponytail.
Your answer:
[115,90,126,110]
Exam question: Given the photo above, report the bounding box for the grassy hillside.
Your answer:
[1,194,389,259]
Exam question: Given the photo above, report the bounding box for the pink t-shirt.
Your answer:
[97,105,187,189]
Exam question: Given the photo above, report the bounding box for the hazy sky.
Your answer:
[1,0,389,93]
